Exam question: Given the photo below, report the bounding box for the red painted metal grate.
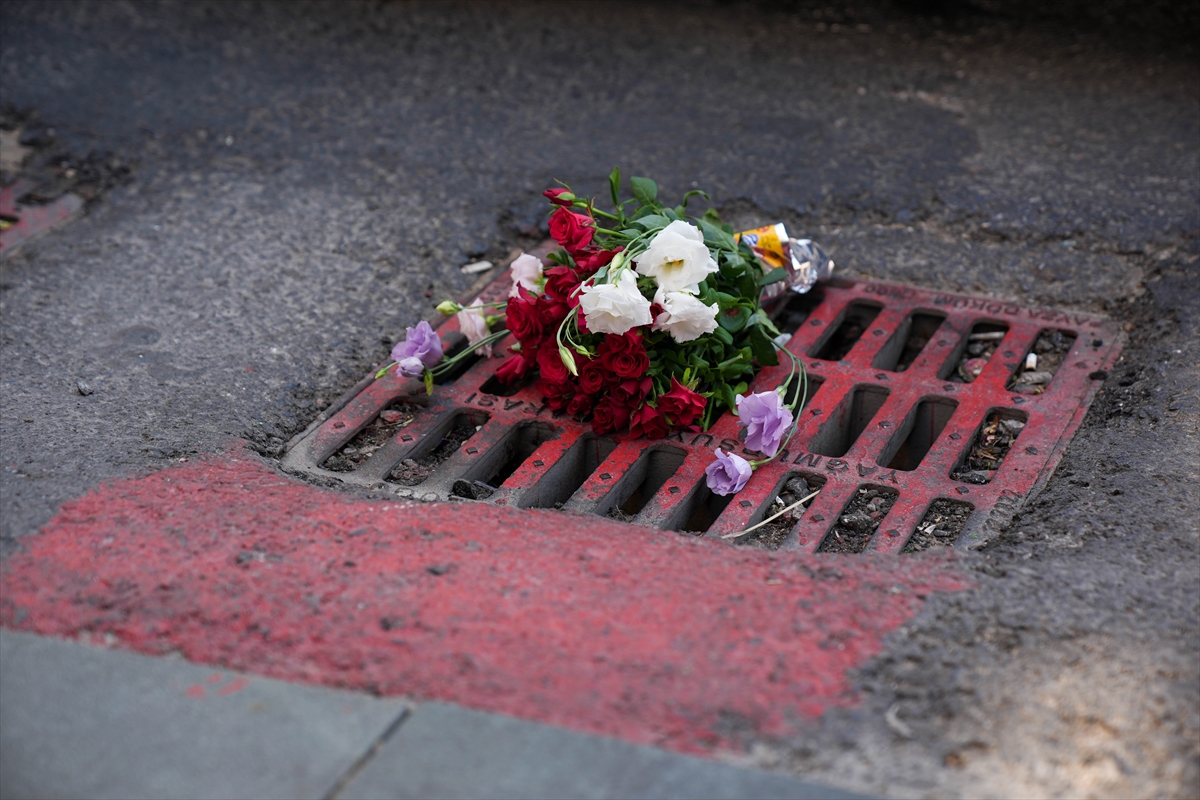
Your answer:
[283,255,1122,553]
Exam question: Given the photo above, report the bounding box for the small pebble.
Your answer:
[379,409,402,424]
[76,380,94,396]
[999,418,1026,435]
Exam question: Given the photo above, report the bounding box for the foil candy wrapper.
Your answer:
[735,223,835,298]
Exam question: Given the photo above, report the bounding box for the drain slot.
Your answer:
[598,446,688,521]
[810,301,882,361]
[670,483,734,534]
[807,385,889,458]
[1008,328,1076,394]
[738,472,825,550]
[478,372,532,398]
[878,397,958,471]
[768,289,826,335]
[434,335,483,385]
[321,402,423,472]
[455,422,556,495]
[784,374,825,410]
[904,499,974,552]
[520,435,617,509]
[951,409,1027,485]
[873,311,945,372]
[941,321,1009,382]
[816,485,899,554]
[387,410,489,486]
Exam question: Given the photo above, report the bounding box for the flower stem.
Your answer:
[720,489,821,539]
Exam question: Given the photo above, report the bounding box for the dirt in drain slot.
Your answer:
[1008,329,1074,394]
[947,327,1006,383]
[951,413,1024,485]
[738,476,815,550]
[388,421,479,486]
[604,507,635,522]
[904,500,973,552]
[322,403,422,472]
[817,487,898,554]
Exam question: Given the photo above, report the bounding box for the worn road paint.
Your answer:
[1,449,968,754]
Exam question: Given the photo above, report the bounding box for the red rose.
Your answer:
[574,246,621,275]
[656,377,707,427]
[494,353,532,385]
[629,403,669,439]
[597,331,650,380]
[536,342,571,385]
[543,265,581,303]
[536,377,574,410]
[535,300,565,329]
[610,376,652,408]
[548,207,595,253]
[505,290,543,346]
[592,397,631,434]
[567,393,594,418]
[578,358,613,395]
[547,188,578,206]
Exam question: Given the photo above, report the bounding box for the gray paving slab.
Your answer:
[0,630,407,800]
[339,701,864,800]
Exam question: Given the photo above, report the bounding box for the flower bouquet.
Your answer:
[382,169,833,498]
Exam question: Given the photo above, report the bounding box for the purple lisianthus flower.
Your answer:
[397,356,425,377]
[391,320,443,368]
[735,390,793,458]
[705,449,753,496]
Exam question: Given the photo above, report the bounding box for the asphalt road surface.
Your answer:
[1,2,1197,798]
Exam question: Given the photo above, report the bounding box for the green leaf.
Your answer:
[703,208,722,224]
[609,167,621,207]
[631,214,671,231]
[758,266,787,286]
[748,324,780,366]
[714,292,739,311]
[630,176,658,206]
[695,218,737,251]
[719,306,752,332]
[737,273,759,302]
[679,189,710,210]
[717,381,737,412]
[754,308,782,337]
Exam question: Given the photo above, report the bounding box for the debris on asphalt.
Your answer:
[461,260,493,274]
[76,379,93,396]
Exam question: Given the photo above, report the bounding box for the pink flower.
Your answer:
[508,254,544,298]
[391,320,443,367]
[705,449,752,496]
[457,296,492,357]
[735,390,793,458]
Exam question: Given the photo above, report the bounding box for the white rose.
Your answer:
[652,288,719,343]
[578,270,653,335]
[508,253,544,297]
[457,296,492,356]
[633,220,718,292]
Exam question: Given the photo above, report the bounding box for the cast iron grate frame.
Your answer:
[282,252,1123,553]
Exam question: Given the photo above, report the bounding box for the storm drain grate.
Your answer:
[0,180,84,258]
[283,256,1122,553]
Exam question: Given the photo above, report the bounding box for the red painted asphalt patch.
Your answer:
[1,449,968,754]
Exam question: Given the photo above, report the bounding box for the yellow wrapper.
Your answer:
[734,223,789,269]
